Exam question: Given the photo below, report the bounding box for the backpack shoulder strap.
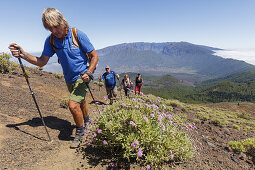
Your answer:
[71,28,79,48]
[49,34,61,63]
[49,34,56,52]
[111,71,116,79]
[71,28,90,60]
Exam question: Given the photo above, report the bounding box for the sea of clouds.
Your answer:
[213,49,255,66]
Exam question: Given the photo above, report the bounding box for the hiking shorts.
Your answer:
[66,78,88,103]
[106,86,117,99]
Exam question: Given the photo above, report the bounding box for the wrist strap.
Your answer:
[86,70,93,74]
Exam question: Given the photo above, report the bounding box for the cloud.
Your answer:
[213,49,255,66]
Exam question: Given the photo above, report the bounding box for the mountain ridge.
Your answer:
[13,42,255,81]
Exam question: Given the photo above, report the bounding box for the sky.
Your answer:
[1,0,255,64]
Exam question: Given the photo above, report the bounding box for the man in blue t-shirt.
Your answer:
[100,65,120,104]
[8,8,99,149]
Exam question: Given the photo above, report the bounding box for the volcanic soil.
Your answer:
[0,68,254,170]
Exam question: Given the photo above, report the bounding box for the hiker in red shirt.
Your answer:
[135,73,143,95]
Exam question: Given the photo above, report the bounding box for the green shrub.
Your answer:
[164,100,182,108]
[60,96,69,109]
[53,73,63,79]
[229,138,255,153]
[37,66,43,70]
[93,81,99,85]
[0,53,18,73]
[99,82,104,87]
[244,126,251,132]
[229,141,245,152]
[193,119,200,123]
[86,95,196,167]
[232,124,241,130]
[197,112,209,121]
[237,113,250,120]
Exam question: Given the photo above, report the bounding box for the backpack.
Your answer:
[49,28,92,66]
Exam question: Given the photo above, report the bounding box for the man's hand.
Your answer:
[81,73,90,83]
[8,43,25,58]
[80,71,94,83]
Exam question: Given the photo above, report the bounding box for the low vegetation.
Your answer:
[186,104,255,134]
[85,94,199,168]
[0,53,19,73]
[229,138,255,155]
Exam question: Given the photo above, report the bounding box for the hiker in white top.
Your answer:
[121,74,133,97]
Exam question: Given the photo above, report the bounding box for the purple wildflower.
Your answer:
[97,129,102,134]
[132,98,137,101]
[132,140,139,148]
[169,150,173,154]
[104,96,108,101]
[103,140,107,145]
[137,148,143,157]
[169,150,174,160]
[109,162,115,167]
[158,115,163,123]
[130,121,136,126]
[181,147,184,151]
[146,165,151,169]
[162,124,165,131]
[93,133,97,138]
[144,117,148,121]
[121,103,126,107]
[150,113,155,118]
[135,105,139,108]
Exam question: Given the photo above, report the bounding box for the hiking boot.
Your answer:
[70,127,84,149]
[84,116,91,128]
[109,100,113,105]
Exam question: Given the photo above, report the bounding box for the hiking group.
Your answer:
[100,66,144,103]
[8,8,143,149]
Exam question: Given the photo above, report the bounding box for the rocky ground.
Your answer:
[0,68,254,170]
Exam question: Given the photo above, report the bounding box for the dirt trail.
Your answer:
[0,70,106,170]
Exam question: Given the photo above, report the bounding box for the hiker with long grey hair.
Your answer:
[8,8,99,148]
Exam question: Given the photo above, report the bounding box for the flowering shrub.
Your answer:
[87,94,196,167]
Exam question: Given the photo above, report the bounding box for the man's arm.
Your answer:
[86,50,99,74]
[81,50,99,82]
[116,74,120,80]
[9,43,50,67]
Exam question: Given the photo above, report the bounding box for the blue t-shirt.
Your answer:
[102,71,117,88]
[42,28,95,83]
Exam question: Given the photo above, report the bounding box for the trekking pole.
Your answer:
[118,79,122,100]
[80,72,100,113]
[99,82,101,98]
[16,52,51,142]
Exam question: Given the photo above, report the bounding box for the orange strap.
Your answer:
[49,28,90,60]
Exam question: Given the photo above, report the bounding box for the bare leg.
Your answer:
[80,100,88,119]
[68,100,84,127]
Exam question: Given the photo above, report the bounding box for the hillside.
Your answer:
[97,42,255,80]
[141,70,255,104]
[0,56,254,169]
[200,70,255,85]
[21,42,255,82]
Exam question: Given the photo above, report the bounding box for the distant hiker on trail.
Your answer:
[100,65,119,105]
[135,73,143,95]
[8,8,99,149]
[121,74,133,97]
